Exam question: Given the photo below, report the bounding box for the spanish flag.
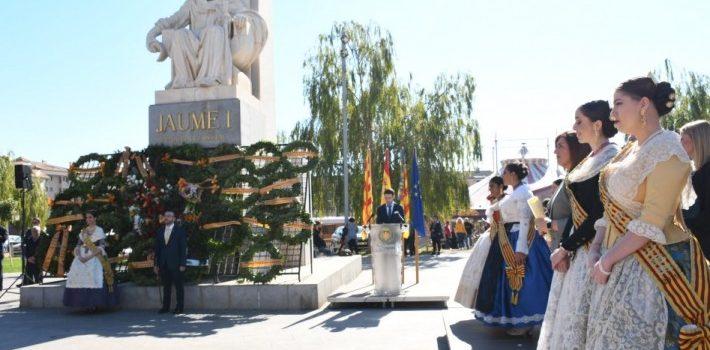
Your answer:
[362,148,374,225]
[380,148,392,205]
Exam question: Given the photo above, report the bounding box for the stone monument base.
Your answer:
[149,78,272,147]
[154,73,254,104]
[21,255,362,311]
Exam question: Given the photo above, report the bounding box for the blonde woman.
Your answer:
[680,120,710,258]
[455,217,469,249]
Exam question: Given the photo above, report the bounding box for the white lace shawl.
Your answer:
[567,143,619,183]
[596,130,691,244]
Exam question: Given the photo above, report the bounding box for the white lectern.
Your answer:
[370,224,403,296]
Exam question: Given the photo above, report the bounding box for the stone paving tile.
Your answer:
[0,249,542,350]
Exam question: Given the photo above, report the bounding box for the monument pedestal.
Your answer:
[149,76,273,147]
[154,73,254,104]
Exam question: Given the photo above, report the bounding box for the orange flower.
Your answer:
[177,178,188,189]
[161,153,171,162]
[195,158,209,168]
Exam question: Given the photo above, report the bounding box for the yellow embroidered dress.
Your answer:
[586,130,693,350]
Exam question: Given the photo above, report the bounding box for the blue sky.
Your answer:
[1,0,708,170]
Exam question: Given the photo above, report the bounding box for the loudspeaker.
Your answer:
[14,164,33,190]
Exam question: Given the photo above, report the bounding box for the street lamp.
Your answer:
[340,32,350,227]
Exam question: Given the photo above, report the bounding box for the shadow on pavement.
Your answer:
[449,318,538,350]
[0,308,269,349]
[282,307,392,332]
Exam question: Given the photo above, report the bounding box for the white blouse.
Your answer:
[493,183,534,254]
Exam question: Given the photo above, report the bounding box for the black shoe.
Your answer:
[173,308,184,314]
[158,308,170,314]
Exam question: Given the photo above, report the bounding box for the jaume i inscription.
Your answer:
[154,110,234,132]
[149,99,241,147]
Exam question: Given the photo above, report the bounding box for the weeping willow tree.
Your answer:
[653,59,710,131]
[292,22,481,220]
[0,156,16,225]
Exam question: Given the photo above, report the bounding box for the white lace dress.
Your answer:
[537,144,619,350]
[63,226,119,308]
[454,200,498,308]
[65,227,106,289]
[585,130,692,350]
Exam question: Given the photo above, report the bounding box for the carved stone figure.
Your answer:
[146,0,268,90]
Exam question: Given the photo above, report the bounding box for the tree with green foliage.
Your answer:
[653,59,710,131]
[292,22,481,220]
[0,156,16,225]
[19,177,50,229]
[0,156,51,230]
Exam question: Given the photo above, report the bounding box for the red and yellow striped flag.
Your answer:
[362,148,374,224]
[400,164,411,239]
[380,148,392,205]
[400,166,410,222]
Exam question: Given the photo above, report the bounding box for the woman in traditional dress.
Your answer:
[537,101,619,349]
[543,132,591,249]
[63,210,119,311]
[474,162,553,335]
[586,77,710,349]
[455,176,507,308]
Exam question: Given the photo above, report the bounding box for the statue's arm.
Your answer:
[146,1,191,52]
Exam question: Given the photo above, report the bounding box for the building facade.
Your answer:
[13,157,70,199]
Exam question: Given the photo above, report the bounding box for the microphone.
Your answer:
[396,212,405,223]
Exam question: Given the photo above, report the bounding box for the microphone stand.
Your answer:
[0,176,29,300]
[396,211,406,285]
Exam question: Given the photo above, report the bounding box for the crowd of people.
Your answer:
[455,77,710,349]
[3,76,708,350]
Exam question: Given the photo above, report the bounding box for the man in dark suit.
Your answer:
[376,189,405,224]
[153,211,187,314]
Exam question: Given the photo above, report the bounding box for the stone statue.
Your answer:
[146,0,268,90]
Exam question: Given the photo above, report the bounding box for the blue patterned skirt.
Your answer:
[474,225,553,328]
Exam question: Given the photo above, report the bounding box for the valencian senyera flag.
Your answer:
[362,148,374,225]
[400,160,411,239]
[411,150,426,237]
[380,148,392,204]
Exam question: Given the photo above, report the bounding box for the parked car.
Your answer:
[3,235,22,256]
[330,225,369,253]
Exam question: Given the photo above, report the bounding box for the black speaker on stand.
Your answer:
[0,164,33,299]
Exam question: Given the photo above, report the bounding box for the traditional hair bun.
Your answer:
[505,161,529,181]
[618,77,676,117]
[653,81,676,117]
[579,100,618,138]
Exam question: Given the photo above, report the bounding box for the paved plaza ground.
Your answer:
[0,249,538,350]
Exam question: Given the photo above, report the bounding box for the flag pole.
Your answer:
[415,231,420,284]
[401,233,405,285]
